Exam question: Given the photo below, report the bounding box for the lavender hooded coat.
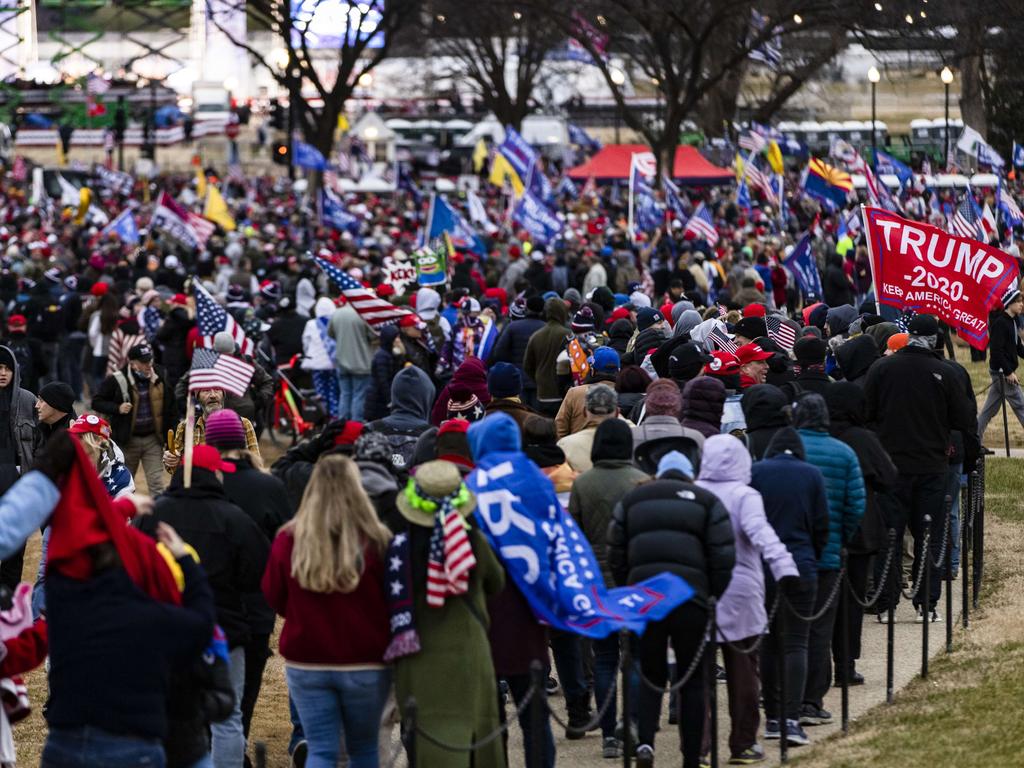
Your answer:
[697,434,798,641]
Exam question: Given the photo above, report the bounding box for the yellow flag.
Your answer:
[195,166,207,198]
[489,153,524,197]
[766,140,784,174]
[472,139,489,173]
[337,114,350,132]
[55,139,65,166]
[204,185,236,231]
[733,153,745,180]
[73,187,91,225]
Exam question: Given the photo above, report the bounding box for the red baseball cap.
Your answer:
[398,313,421,329]
[69,413,112,440]
[703,351,741,376]
[742,303,767,318]
[6,314,26,331]
[192,444,236,474]
[170,293,188,307]
[735,342,774,365]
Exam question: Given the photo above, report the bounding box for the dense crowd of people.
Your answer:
[0,155,1006,768]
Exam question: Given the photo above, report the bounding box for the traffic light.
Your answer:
[113,96,126,144]
[270,102,285,131]
[272,140,290,165]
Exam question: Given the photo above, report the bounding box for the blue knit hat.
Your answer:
[487,362,523,398]
[657,451,694,479]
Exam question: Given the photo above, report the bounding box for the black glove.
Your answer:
[32,430,77,485]
[778,575,801,595]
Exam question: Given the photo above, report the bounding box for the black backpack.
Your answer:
[367,421,422,475]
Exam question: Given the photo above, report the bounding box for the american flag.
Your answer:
[708,323,738,354]
[683,203,719,245]
[194,280,255,356]
[426,508,476,608]
[739,131,768,153]
[187,213,216,248]
[766,314,797,351]
[314,256,411,328]
[951,194,986,242]
[189,347,255,397]
[86,74,110,96]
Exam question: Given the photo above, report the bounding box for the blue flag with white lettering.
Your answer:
[874,148,913,189]
[1013,141,1024,169]
[293,140,327,171]
[101,208,140,245]
[319,188,360,233]
[513,190,563,244]
[468,448,694,638]
[427,196,486,255]
[781,232,823,300]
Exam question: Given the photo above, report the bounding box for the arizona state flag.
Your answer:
[204,185,236,231]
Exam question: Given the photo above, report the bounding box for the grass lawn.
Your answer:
[791,457,1024,768]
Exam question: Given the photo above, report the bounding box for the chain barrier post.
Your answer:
[921,515,932,679]
[620,630,632,768]
[1000,369,1011,457]
[962,475,970,629]
[254,742,266,768]
[886,528,896,704]
[529,660,545,768]
[973,462,985,609]
[405,697,418,768]
[776,590,787,764]
[708,597,719,768]
[944,495,953,652]
[840,548,850,733]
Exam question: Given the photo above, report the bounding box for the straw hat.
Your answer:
[396,460,477,527]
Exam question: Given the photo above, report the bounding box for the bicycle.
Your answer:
[263,354,327,448]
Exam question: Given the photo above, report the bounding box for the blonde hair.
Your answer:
[79,432,113,471]
[288,454,392,593]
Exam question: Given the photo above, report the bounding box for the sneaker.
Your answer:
[545,676,560,696]
[981,446,996,455]
[875,611,894,624]
[785,719,810,746]
[699,756,711,768]
[799,704,833,726]
[614,719,638,744]
[915,607,941,623]
[602,737,623,759]
[290,740,308,768]
[834,668,865,686]
[716,663,727,682]
[764,719,781,740]
[635,744,655,767]
[729,744,766,764]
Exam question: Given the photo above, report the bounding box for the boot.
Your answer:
[565,693,594,739]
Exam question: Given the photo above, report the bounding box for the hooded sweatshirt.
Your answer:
[371,365,435,434]
[0,345,38,471]
[740,384,789,460]
[697,435,797,641]
[792,393,866,570]
[430,357,491,426]
[672,309,703,339]
[522,298,571,402]
[833,334,878,387]
[301,297,338,371]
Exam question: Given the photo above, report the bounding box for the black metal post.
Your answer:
[115,95,125,171]
[1000,370,1011,457]
[840,549,850,733]
[962,475,970,628]
[776,596,787,764]
[254,742,266,768]
[405,697,418,767]
[708,598,719,768]
[944,82,950,169]
[886,528,896,704]
[621,631,631,768]
[529,660,545,768]
[870,82,877,166]
[973,463,985,609]
[945,495,954,652]
[287,69,298,182]
[922,515,932,679]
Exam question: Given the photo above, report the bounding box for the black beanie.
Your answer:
[591,418,634,463]
[39,382,76,414]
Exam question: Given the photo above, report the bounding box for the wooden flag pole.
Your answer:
[183,390,195,488]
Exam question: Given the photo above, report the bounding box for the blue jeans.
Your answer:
[42,726,165,768]
[338,373,371,422]
[947,463,964,573]
[32,526,50,618]
[593,634,639,738]
[550,630,588,702]
[288,696,305,754]
[211,646,245,768]
[286,667,391,768]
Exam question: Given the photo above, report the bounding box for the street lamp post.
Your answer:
[941,66,954,170]
[610,67,625,144]
[868,66,880,164]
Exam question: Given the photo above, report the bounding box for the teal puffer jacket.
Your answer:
[797,428,866,570]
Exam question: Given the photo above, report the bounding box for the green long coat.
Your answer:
[396,524,507,768]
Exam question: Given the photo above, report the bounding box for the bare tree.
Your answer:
[428,0,567,128]
[549,1,856,176]
[207,0,421,157]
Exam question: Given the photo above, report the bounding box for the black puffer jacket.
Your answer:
[607,470,735,607]
[607,318,635,357]
[622,326,668,367]
[825,383,898,554]
[681,376,726,439]
[139,468,270,648]
[741,384,789,460]
[363,326,403,422]
[488,317,546,383]
[834,335,878,386]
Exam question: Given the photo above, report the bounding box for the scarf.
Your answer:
[426,502,475,608]
[382,529,419,662]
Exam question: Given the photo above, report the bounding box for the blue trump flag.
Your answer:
[318,188,360,233]
[1014,141,1024,169]
[468,451,694,638]
[781,232,823,300]
[101,208,140,245]
[513,190,563,244]
[293,140,327,171]
[568,123,601,152]
[874,148,913,189]
[426,195,486,254]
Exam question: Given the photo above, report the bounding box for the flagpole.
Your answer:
[628,154,636,244]
[420,192,436,249]
[183,390,195,489]
[861,205,882,308]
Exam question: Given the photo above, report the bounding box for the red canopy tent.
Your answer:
[567,144,734,185]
